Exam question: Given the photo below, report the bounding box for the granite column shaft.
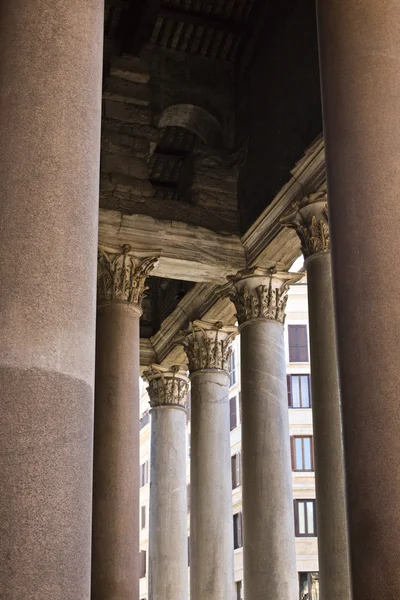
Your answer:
[0,1,103,598]
[181,321,236,600]
[317,1,400,596]
[226,269,300,600]
[144,365,189,600]
[282,195,351,599]
[92,248,157,600]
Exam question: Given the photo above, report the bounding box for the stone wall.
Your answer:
[100,46,240,234]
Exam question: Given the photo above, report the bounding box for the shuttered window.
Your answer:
[233,512,243,549]
[140,461,149,487]
[141,505,146,529]
[294,500,316,537]
[231,452,242,489]
[229,351,236,387]
[291,436,314,471]
[230,396,237,431]
[288,325,309,362]
[139,550,147,578]
[187,483,190,514]
[287,374,312,408]
[236,581,243,600]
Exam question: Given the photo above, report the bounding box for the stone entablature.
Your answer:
[143,364,189,409]
[179,320,237,374]
[281,186,329,260]
[97,244,158,309]
[223,266,302,327]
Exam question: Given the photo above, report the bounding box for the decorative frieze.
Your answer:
[178,320,237,374]
[223,267,302,327]
[143,364,189,409]
[280,186,329,259]
[97,244,158,308]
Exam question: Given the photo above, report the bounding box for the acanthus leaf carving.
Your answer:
[143,364,189,409]
[177,320,237,374]
[222,267,302,327]
[281,186,330,259]
[97,244,158,308]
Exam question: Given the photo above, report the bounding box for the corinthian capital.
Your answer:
[223,267,302,327]
[281,186,329,259]
[143,364,189,409]
[178,320,237,374]
[97,245,158,309]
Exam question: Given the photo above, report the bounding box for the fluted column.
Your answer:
[143,365,189,600]
[317,2,400,596]
[225,268,301,600]
[92,245,157,600]
[180,321,237,600]
[0,2,103,598]
[282,189,351,600]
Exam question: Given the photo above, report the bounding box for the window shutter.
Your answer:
[298,325,309,362]
[288,325,298,362]
[230,397,237,431]
[308,374,312,407]
[287,374,292,407]
[237,452,241,487]
[187,483,190,513]
[238,512,243,547]
[231,455,236,488]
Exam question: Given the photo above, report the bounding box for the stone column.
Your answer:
[316,2,400,596]
[143,365,190,600]
[92,245,157,600]
[180,321,237,600]
[282,190,351,600]
[225,268,301,600]
[0,2,103,599]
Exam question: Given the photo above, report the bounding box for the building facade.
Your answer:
[139,277,319,600]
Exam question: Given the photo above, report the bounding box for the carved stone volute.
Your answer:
[97,245,158,309]
[281,186,330,260]
[178,320,237,374]
[223,267,302,327]
[143,364,189,409]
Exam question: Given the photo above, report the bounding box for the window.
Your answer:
[233,512,243,549]
[139,550,146,578]
[140,410,149,429]
[187,483,190,514]
[295,500,316,537]
[288,325,309,362]
[291,436,314,471]
[236,581,243,600]
[140,461,149,487]
[230,397,237,431]
[231,452,241,489]
[141,505,146,530]
[287,374,312,408]
[299,572,319,600]
[229,351,236,387]
[188,536,190,566]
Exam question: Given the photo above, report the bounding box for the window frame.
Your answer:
[287,374,312,408]
[233,511,243,549]
[294,499,317,537]
[139,549,147,578]
[230,396,238,431]
[291,436,314,472]
[288,324,309,363]
[229,351,236,387]
[231,451,242,489]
